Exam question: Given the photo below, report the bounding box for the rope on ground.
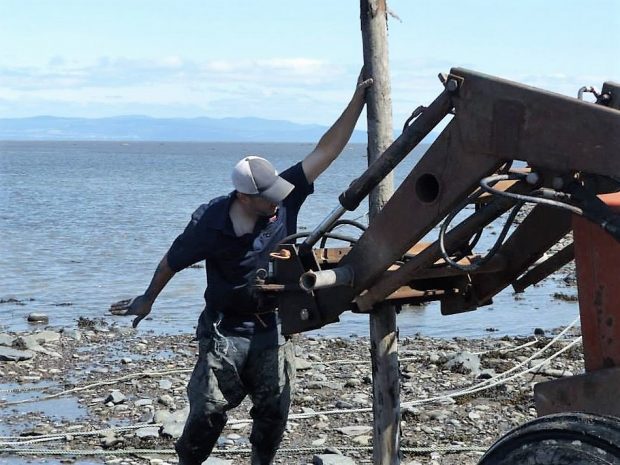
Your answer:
[323,336,542,366]
[2,320,577,407]
[1,444,489,457]
[0,423,161,444]
[402,336,582,408]
[442,317,579,396]
[1,322,582,443]
[0,384,60,394]
[1,333,580,448]
[0,368,192,407]
[471,337,540,355]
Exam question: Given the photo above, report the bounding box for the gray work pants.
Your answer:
[175,332,296,465]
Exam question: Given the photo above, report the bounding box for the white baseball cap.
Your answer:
[231,156,294,203]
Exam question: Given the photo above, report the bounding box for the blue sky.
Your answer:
[1,0,618,127]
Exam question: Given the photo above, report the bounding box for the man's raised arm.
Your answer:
[302,71,373,183]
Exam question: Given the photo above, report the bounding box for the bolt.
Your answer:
[446,79,459,92]
[300,308,309,321]
[526,172,540,185]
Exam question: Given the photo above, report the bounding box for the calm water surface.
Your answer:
[0,141,579,338]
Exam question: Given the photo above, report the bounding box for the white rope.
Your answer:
[0,424,160,444]
[0,368,192,407]
[402,336,582,408]
[444,317,579,396]
[1,444,489,457]
[2,323,570,408]
[1,320,582,444]
[0,384,60,394]
[471,337,540,355]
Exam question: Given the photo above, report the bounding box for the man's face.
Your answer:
[247,195,279,217]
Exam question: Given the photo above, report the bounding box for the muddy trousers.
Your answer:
[175,334,296,465]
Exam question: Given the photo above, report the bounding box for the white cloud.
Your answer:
[2,53,610,124]
[0,55,356,122]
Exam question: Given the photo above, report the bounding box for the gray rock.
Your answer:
[24,330,61,344]
[135,398,154,407]
[158,379,173,390]
[352,435,371,445]
[336,425,372,436]
[445,351,481,374]
[313,454,357,465]
[157,394,175,407]
[0,347,35,361]
[100,432,123,448]
[294,357,313,370]
[27,313,49,324]
[541,368,573,378]
[138,411,154,423]
[477,369,496,380]
[13,336,61,357]
[153,409,172,424]
[160,406,189,439]
[104,390,126,405]
[61,328,82,340]
[344,378,362,388]
[203,458,232,464]
[308,381,345,390]
[428,409,448,421]
[334,400,354,409]
[135,426,160,439]
[0,334,14,347]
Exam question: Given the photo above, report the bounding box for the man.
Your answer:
[110,73,371,465]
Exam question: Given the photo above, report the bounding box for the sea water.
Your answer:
[0,141,579,338]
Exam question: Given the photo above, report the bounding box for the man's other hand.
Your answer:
[109,295,153,328]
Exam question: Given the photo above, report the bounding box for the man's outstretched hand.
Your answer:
[109,295,153,328]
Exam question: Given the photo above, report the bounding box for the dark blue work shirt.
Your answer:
[166,162,313,339]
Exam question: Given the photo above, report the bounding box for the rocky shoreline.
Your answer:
[0,318,583,465]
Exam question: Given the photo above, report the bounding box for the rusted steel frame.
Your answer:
[573,203,620,372]
[313,242,434,267]
[512,243,575,293]
[414,253,507,279]
[468,205,572,306]
[320,121,504,318]
[354,181,528,311]
[313,247,352,265]
[338,89,453,211]
[384,286,456,304]
[450,68,620,177]
[535,367,620,418]
[601,81,620,110]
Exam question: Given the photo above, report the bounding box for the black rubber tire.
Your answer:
[477,413,620,465]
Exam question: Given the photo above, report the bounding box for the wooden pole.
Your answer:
[360,1,400,464]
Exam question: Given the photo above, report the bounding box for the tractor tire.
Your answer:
[477,412,620,465]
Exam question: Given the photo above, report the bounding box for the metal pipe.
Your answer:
[338,89,453,211]
[300,205,347,250]
[299,266,354,292]
[300,90,453,252]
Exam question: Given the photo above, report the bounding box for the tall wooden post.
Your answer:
[360,1,400,464]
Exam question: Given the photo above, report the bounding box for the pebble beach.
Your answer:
[0,317,584,465]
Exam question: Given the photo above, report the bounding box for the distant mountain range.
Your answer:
[0,115,372,143]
